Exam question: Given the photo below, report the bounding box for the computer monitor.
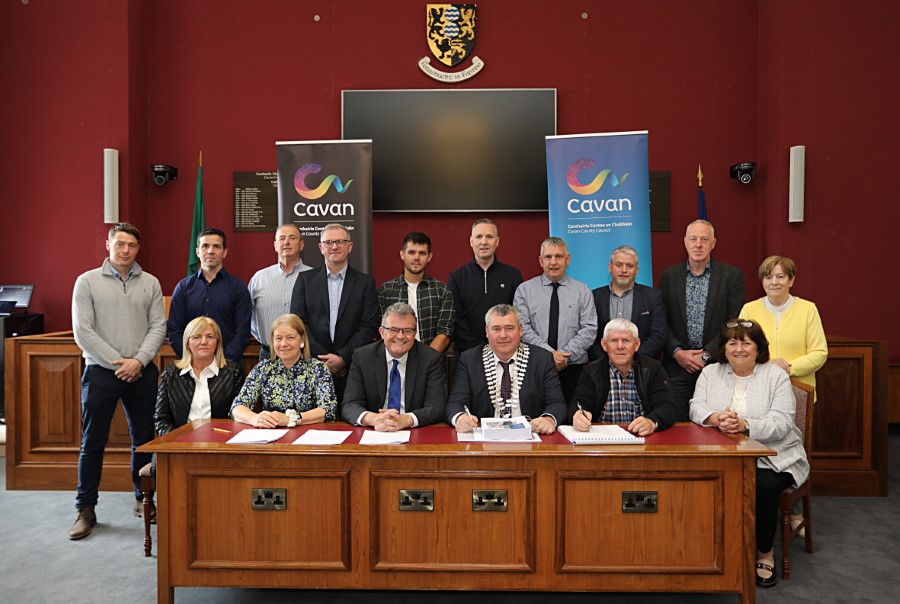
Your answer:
[0,285,35,311]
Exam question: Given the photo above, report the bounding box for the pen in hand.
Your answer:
[463,405,477,432]
[577,402,588,419]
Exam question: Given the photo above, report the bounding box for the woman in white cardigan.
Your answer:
[689,319,808,589]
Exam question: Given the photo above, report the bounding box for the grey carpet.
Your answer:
[2,428,898,603]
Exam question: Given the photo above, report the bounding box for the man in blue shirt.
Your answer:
[289,223,379,404]
[168,228,252,362]
[513,237,597,403]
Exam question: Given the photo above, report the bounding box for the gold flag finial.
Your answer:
[199,151,203,167]
[697,164,703,187]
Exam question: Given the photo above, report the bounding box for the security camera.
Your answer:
[151,164,178,186]
[729,162,756,185]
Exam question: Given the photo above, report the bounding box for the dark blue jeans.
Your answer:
[75,363,159,510]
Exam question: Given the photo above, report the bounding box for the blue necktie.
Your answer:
[388,359,401,411]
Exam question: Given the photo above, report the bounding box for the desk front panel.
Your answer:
[158,445,751,594]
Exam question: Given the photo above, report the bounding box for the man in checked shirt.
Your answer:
[378,231,455,353]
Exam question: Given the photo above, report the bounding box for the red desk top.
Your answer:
[175,421,736,446]
[140,420,771,458]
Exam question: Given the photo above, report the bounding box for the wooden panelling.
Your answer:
[370,470,535,572]
[5,331,260,491]
[189,470,350,570]
[813,338,888,496]
[557,470,725,573]
[6,331,888,498]
[146,424,764,603]
[814,348,868,457]
[30,352,80,445]
[888,361,900,424]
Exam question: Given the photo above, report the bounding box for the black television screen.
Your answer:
[342,89,556,212]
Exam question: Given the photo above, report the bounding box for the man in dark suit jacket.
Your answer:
[658,220,745,410]
[341,303,446,429]
[446,304,566,434]
[290,223,379,403]
[589,245,667,361]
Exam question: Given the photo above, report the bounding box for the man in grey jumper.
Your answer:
[68,223,166,540]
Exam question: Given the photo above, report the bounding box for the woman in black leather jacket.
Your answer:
[155,316,244,435]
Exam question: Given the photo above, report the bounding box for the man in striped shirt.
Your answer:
[248,224,313,360]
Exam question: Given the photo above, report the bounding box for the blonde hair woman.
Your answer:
[155,316,244,436]
[231,314,337,427]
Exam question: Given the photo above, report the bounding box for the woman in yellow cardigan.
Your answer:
[741,255,826,535]
[740,256,827,389]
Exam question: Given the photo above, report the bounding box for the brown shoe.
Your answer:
[68,506,96,540]
[133,498,157,524]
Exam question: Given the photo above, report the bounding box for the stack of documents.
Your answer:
[292,430,353,445]
[226,429,288,444]
[481,416,534,441]
[359,430,411,445]
[558,425,645,445]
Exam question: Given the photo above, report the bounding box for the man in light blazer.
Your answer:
[589,245,668,361]
[290,223,379,404]
[446,304,566,434]
[341,303,446,430]
[658,220,744,411]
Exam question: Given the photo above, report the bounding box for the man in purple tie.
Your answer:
[340,303,446,431]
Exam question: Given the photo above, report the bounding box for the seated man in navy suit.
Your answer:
[590,245,667,361]
[446,304,566,434]
[341,303,446,430]
[290,223,379,404]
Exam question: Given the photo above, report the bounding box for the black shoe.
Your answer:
[756,560,777,588]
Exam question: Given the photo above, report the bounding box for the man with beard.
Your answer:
[378,232,454,353]
[589,245,668,361]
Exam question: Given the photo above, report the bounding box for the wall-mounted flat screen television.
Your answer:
[342,89,556,212]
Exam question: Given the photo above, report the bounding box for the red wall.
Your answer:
[2,1,898,355]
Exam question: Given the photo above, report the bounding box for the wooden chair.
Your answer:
[139,462,155,557]
[780,379,814,579]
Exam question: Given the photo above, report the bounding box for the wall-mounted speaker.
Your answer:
[788,145,805,223]
[103,148,119,224]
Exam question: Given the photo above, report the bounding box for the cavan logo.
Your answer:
[566,158,629,195]
[294,164,353,200]
[419,4,484,83]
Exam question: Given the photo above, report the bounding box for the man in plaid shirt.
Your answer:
[378,231,455,353]
[568,318,680,436]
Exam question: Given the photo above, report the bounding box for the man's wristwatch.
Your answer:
[700,351,712,364]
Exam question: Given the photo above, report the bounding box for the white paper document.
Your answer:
[358,430,412,445]
[457,428,542,443]
[291,430,353,445]
[226,429,288,444]
[558,424,645,445]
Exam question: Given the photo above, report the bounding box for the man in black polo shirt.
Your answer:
[447,218,523,353]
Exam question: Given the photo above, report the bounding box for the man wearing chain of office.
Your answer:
[446,304,566,434]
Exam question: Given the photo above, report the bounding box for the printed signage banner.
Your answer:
[546,131,652,289]
[276,140,373,273]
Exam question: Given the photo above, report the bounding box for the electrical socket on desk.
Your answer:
[251,488,287,510]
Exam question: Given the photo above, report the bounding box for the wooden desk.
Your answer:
[141,421,773,604]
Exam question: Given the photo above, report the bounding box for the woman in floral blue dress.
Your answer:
[231,314,337,427]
